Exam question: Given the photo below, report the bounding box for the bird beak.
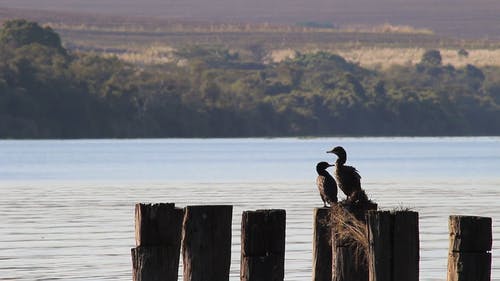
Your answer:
[328,164,335,167]
[326,150,334,153]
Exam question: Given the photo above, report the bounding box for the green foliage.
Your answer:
[175,46,239,66]
[296,21,336,29]
[457,48,469,58]
[0,19,64,52]
[420,49,442,66]
[1,20,500,138]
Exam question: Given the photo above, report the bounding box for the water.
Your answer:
[0,137,499,280]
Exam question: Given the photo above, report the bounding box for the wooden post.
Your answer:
[333,245,369,281]
[392,211,419,281]
[331,202,377,281]
[447,215,492,281]
[367,210,419,281]
[182,205,233,281]
[240,209,286,281]
[131,203,184,281]
[312,207,331,281]
[367,211,393,281]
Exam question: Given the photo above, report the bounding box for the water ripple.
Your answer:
[1,183,499,281]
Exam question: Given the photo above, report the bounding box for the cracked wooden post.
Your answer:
[367,211,393,281]
[182,205,233,281]
[240,209,286,281]
[447,215,492,281]
[392,211,419,281]
[312,207,331,281]
[131,203,184,281]
[367,210,419,281]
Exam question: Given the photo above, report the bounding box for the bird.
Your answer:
[326,146,367,203]
[315,161,338,207]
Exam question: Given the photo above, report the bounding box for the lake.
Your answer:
[0,137,499,280]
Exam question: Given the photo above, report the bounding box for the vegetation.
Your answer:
[2,0,500,40]
[4,7,500,68]
[1,19,500,138]
[329,204,369,266]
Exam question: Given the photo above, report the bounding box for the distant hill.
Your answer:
[1,20,500,138]
[1,0,500,39]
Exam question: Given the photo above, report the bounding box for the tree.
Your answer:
[420,49,442,66]
[458,48,469,58]
[0,19,64,52]
[1,20,499,138]
[246,43,267,62]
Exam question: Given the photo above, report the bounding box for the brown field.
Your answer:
[109,46,500,69]
[1,0,500,39]
[1,6,500,68]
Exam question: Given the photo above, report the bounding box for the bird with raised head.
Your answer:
[315,161,338,207]
[326,146,367,203]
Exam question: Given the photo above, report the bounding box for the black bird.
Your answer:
[316,161,338,207]
[327,146,367,202]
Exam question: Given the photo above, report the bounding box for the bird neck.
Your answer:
[336,157,346,166]
[317,168,330,176]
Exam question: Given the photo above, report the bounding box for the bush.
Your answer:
[0,19,64,52]
[420,49,442,66]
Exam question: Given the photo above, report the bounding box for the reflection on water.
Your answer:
[0,138,499,280]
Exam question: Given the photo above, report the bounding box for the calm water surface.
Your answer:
[0,137,499,280]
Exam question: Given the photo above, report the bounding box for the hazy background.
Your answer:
[1,0,500,39]
[1,0,500,139]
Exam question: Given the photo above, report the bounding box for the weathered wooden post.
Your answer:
[367,210,419,281]
[447,215,492,281]
[131,203,184,281]
[367,211,393,281]
[182,205,233,281]
[392,211,419,281]
[331,202,377,281]
[241,209,286,281]
[313,207,331,281]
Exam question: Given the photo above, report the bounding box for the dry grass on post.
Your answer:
[329,204,370,267]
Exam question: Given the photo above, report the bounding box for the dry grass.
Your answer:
[390,204,415,212]
[111,45,177,65]
[329,204,369,266]
[268,47,500,69]
[109,45,500,68]
[342,23,434,35]
[2,0,500,40]
[48,21,435,35]
[267,49,298,63]
[336,48,500,69]
[40,15,499,67]
[93,42,500,69]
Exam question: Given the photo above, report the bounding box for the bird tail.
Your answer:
[349,189,369,203]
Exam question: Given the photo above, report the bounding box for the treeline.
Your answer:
[1,19,500,138]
